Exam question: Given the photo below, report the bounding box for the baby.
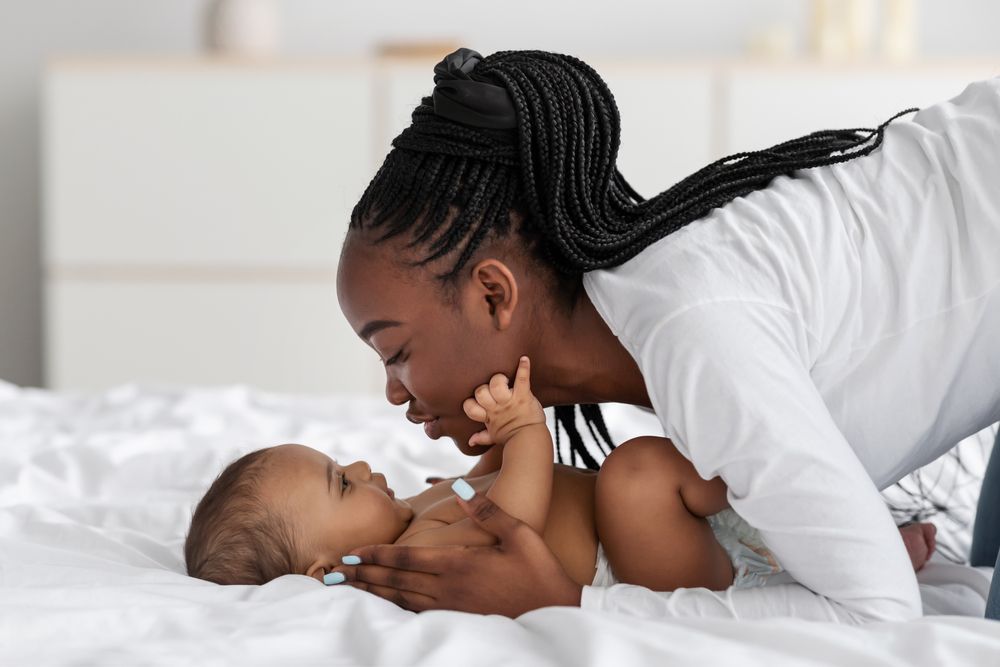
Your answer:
[185,357,937,591]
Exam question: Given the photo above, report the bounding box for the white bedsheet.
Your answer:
[1,380,998,666]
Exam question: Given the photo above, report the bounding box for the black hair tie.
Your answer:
[432,48,517,130]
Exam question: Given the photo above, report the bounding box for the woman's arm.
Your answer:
[597,301,921,623]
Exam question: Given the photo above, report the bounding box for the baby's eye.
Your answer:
[340,473,349,491]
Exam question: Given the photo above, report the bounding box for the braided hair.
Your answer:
[350,49,916,468]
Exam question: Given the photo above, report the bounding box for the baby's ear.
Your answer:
[305,556,338,583]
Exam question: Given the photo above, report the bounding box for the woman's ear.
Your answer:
[469,259,519,330]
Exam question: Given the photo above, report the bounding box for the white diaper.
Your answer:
[707,508,783,588]
[591,508,783,589]
[591,542,618,587]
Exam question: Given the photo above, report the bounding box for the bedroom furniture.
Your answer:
[44,58,998,394]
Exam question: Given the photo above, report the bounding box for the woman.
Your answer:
[332,48,1000,623]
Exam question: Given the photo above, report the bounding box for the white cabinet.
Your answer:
[45,61,385,395]
[43,59,998,395]
[723,65,999,153]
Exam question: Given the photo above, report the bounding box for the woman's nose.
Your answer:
[385,372,411,406]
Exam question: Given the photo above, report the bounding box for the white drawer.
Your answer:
[46,278,385,395]
[45,64,375,265]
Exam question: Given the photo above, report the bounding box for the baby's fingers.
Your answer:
[468,429,494,447]
[474,384,497,408]
[513,356,531,392]
[488,373,512,401]
[463,397,488,423]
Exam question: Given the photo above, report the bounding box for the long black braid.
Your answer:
[351,49,917,470]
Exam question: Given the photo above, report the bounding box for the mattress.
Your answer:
[1,379,997,665]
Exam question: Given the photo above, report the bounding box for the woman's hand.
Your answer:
[329,489,583,616]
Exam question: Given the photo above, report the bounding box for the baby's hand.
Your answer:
[462,356,546,447]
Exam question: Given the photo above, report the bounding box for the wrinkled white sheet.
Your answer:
[1,380,998,666]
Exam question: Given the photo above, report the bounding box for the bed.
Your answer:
[1,379,997,665]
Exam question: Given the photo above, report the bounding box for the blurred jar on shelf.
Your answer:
[203,0,281,57]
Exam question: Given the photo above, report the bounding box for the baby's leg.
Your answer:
[595,436,734,592]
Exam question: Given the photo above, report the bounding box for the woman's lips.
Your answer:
[423,418,441,439]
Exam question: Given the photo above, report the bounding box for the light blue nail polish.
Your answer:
[323,571,346,585]
[451,477,475,501]
[341,555,361,565]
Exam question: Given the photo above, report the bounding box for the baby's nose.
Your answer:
[353,461,372,479]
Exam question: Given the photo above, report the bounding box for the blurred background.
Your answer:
[1,0,998,396]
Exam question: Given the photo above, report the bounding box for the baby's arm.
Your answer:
[395,357,552,548]
[462,356,552,534]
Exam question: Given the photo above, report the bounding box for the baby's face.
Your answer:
[261,444,414,579]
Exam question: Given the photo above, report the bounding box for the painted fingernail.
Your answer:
[451,477,475,501]
[341,555,362,565]
[323,571,346,585]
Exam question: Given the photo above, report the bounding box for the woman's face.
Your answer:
[336,232,529,455]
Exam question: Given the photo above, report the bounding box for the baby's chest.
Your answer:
[408,475,495,524]
[414,496,467,525]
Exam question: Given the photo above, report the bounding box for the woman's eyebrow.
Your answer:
[359,319,401,342]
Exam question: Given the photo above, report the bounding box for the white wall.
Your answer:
[2,0,1000,388]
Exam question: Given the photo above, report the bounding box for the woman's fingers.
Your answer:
[336,560,438,597]
[340,544,452,575]
[455,485,523,543]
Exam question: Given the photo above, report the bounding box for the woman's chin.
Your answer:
[448,432,493,457]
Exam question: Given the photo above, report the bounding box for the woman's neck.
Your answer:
[528,290,651,409]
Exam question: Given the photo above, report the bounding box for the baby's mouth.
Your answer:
[375,472,394,498]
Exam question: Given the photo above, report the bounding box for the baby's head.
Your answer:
[185,443,413,585]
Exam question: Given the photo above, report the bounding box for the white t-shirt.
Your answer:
[580,77,1000,624]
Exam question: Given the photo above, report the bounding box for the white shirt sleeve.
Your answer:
[583,301,921,624]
